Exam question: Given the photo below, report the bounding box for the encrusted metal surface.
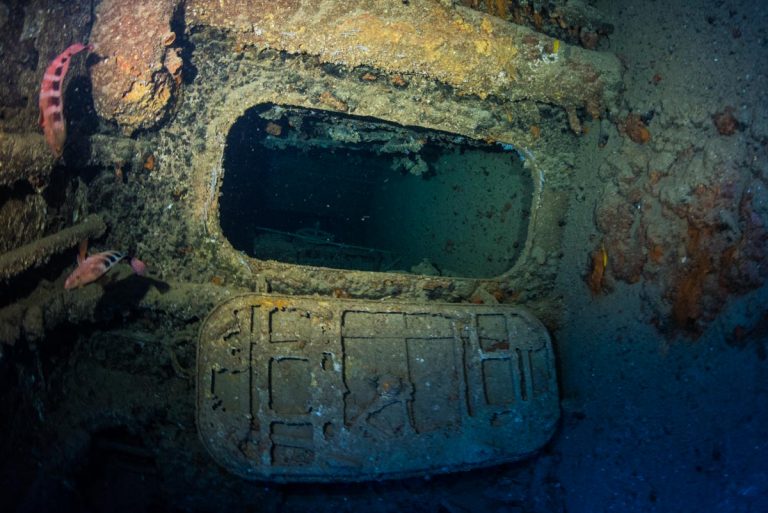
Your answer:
[187,0,620,112]
[197,294,559,482]
[0,214,105,281]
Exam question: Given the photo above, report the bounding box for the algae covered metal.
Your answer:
[197,294,559,482]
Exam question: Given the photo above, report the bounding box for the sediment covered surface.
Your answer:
[0,0,766,512]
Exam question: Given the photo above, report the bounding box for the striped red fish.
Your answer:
[38,43,93,158]
[64,240,147,290]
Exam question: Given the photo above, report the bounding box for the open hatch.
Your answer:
[219,104,533,278]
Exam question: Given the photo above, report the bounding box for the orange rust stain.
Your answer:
[143,154,155,171]
[649,244,664,264]
[263,298,290,311]
[333,288,351,299]
[488,0,507,18]
[587,243,608,295]
[532,11,543,31]
[671,225,712,331]
[318,91,348,111]
[390,74,407,87]
[469,294,485,304]
[485,340,510,352]
[713,106,739,135]
[621,114,651,144]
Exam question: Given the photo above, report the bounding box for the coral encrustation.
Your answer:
[90,0,183,134]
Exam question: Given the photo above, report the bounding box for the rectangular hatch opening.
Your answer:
[220,104,533,279]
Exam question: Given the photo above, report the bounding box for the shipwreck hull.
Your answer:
[0,0,620,495]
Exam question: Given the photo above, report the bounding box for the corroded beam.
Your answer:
[0,214,105,282]
[0,132,148,187]
[0,132,55,187]
[186,0,620,113]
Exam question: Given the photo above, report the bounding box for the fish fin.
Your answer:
[77,239,88,265]
[129,257,147,276]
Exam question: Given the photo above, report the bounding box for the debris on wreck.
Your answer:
[618,113,651,144]
[471,0,614,50]
[89,0,183,134]
[586,242,608,295]
[594,141,768,336]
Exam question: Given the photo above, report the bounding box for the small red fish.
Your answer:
[38,43,93,158]
[64,240,147,290]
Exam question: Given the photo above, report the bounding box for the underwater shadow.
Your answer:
[93,274,171,320]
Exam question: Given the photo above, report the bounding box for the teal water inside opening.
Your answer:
[220,104,532,278]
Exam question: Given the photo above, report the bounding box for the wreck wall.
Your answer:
[0,0,92,256]
[0,0,622,340]
[161,0,619,311]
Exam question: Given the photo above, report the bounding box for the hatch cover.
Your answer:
[197,294,559,482]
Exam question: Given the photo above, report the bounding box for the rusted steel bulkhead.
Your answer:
[184,0,621,308]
